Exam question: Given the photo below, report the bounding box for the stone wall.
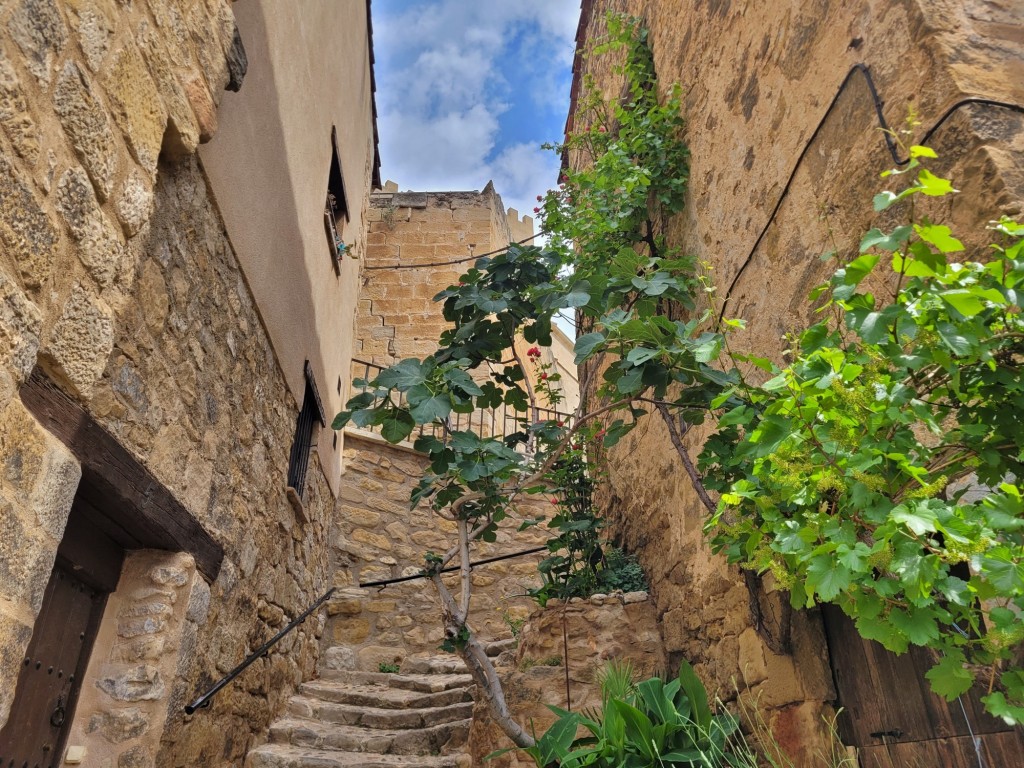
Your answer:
[326,433,550,670]
[67,551,208,768]
[0,1,347,764]
[357,184,515,366]
[571,0,1024,761]
[467,592,666,767]
[0,0,239,731]
[109,158,336,768]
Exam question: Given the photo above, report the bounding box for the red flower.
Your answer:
[526,346,541,358]
[550,497,559,504]
[540,372,548,380]
[557,420,564,427]
[533,207,540,213]
[536,195,543,202]
[597,126,606,133]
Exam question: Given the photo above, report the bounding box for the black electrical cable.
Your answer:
[363,230,547,270]
[717,63,1024,324]
[357,545,548,588]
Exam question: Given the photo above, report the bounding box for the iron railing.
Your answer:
[349,358,567,443]
[184,586,336,714]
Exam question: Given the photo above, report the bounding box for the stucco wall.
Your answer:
[199,0,379,496]
[570,0,1024,761]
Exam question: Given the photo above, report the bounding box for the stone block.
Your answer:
[0,271,42,381]
[64,0,118,72]
[55,166,125,287]
[135,19,200,157]
[0,52,40,163]
[331,617,370,644]
[7,0,68,87]
[326,597,363,616]
[54,61,119,199]
[0,611,33,727]
[183,74,217,143]
[115,169,154,236]
[185,572,211,623]
[0,154,59,288]
[117,616,165,638]
[96,664,165,702]
[28,429,81,538]
[356,645,403,670]
[321,645,356,671]
[351,527,391,551]
[87,707,150,742]
[103,42,167,173]
[42,283,114,399]
[118,745,153,768]
[0,500,58,612]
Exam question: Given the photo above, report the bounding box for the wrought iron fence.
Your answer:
[349,358,568,444]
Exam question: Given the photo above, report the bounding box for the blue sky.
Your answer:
[372,1,580,228]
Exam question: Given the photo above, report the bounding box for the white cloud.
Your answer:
[374,0,578,228]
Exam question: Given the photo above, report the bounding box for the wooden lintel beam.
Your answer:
[20,369,224,582]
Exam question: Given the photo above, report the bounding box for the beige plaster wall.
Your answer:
[199,0,379,496]
[570,0,1024,761]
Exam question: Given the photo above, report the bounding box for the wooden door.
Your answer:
[0,565,106,768]
[822,605,1024,767]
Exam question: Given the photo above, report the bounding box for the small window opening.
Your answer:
[287,361,326,499]
[324,127,350,275]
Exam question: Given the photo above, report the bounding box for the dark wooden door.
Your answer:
[822,605,1024,767]
[0,565,106,768]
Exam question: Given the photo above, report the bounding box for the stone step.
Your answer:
[401,657,468,676]
[318,669,474,693]
[485,638,517,657]
[299,681,473,710]
[287,695,474,729]
[269,717,471,756]
[246,743,464,768]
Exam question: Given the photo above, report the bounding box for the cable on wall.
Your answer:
[362,231,546,270]
[717,63,1024,324]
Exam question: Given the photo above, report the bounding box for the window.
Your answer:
[324,127,350,274]
[287,361,326,499]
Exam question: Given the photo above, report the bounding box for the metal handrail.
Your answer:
[184,586,337,714]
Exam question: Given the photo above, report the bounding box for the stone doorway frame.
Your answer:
[7,370,221,765]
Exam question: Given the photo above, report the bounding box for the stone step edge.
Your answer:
[299,680,473,709]
[245,742,466,768]
[287,694,474,728]
[317,669,474,692]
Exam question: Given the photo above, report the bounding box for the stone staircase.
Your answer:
[245,647,514,768]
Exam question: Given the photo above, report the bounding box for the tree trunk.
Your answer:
[430,571,536,749]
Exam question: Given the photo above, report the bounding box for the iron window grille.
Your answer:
[287,361,326,499]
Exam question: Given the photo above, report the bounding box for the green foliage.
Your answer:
[377,662,401,674]
[499,660,749,767]
[332,8,1024,732]
[700,155,1024,723]
[599,547,649,593]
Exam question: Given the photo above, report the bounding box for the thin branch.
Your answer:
[655,403,717,513]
